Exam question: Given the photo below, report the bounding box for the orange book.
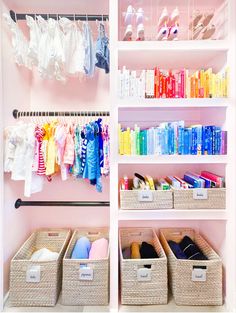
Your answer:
[190,76,195,98]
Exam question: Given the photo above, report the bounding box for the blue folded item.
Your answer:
[168,240,187,259]
[71,236,91,259]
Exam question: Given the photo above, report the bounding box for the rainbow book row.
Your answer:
[118,121,227,156]
[118,66,229,99]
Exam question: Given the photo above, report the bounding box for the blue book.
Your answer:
[205,126,213,155]
[214,127,221,155]
[168,124,175,155]
[184,173,205,188]
[183,128,191,155]
[200,176,211,188]
[178,126,185,155]
[191,127,198,155]
[194,125,203,155]
[162,128,168,155]
[202,126,206,154]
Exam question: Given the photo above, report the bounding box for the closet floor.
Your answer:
[4,295,226,312]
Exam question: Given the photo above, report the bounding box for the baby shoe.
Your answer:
[136,23,145,41]
[123,24,133,41]
[124,5,134,26]
[168,23,179,40]
[136,7,144,25]
[158,7,169,27]
[170,7,179,25]
[157,23,169,40]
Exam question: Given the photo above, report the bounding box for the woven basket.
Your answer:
[173,188,226,210]
[120,190,173,210]
[10,229,71,307]
[159,228,223,306]
[62,228,109,306]
[119,228,168,305]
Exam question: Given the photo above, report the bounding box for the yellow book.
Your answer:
[126,127,131,155]
[212,73,216,98]
[225,67,230,97]
[123,130,131,156]
[118,124,124,155]
[205,68,212,97]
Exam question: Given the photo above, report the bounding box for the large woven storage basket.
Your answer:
[120,190,173,210]
[62,228,109,306]
[159,228,223,306]
[119,228,168,305]
[10,229,71,307]
[173,188,226,209]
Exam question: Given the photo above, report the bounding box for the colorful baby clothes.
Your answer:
[71,236,91,259]
[83,22,95,77]
[131,242,141,259]
[102,124,110,176]
[35,126,46,176]
[89,238,108,260]
[54,124,68,180]
[179,236,208,260]
[95,23,110,74]
[46,122,57,176]
[63,126,75,165]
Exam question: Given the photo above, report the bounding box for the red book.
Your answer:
[159,71,163,98]
[154,67,160,98]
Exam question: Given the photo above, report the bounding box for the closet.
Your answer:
[0,0,236,312]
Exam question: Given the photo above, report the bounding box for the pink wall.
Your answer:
[1,0,110,298]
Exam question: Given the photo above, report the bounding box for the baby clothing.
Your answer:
[179,236,208,260]
[140,242,158,259]
[168,240,187,259]
[83,22,95,77]
[95,23,110,74]
[71,236,91,259]
[122,247,131,259]
[131,242,141,259]
[30,248,59,261]
[89,238,108,260]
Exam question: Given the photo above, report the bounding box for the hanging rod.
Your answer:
[10,10,109,22]
[15,198,110,209]
[13,109,110,119]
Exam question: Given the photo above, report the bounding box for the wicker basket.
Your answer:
[159,228,223,306]
[120,190,173,210]
[119,228,168,305]
[173,188,226,209]
[62,228,109,306]
[10,229,71,307]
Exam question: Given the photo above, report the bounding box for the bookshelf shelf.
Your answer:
[117,155,228,164]
[118,40,230,52]
[118,209,228,221]
[117,98,229,108]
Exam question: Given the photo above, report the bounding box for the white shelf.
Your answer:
[118,209,228,221]
[117,98,229,108]
[118,40,230,52]
[118,155,228,164]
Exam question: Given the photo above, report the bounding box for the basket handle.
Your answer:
[47,232,60,237]
[129,232,142,237]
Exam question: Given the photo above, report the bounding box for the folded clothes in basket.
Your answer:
[140,242,158,259]
[30,248,59,261]
[71,237,91,259]
[168,236,208,260]
[89,238,109,259]
[131,242,141,259]
[123,241,159,259]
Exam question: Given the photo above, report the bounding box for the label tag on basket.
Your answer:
[137,268,152,281]
[138,190,153,202]
[79,267,94,281]
[193,189,208,200]
[192,268,207,282]
[26,266,41,283]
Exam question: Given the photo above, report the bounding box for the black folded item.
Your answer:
[179,236,208,260]
[140,242,158,259]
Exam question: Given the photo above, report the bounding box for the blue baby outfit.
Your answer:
[71,236,91,259]
[83,22,95,77]
[95,23,110,74]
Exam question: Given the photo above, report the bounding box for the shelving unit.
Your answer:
[112,0,236,312]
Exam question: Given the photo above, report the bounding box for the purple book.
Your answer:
[220,131,227,155]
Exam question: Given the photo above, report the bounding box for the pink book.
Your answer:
[200,171,224,188]
[180,69,185,98]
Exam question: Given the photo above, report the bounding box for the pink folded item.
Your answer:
[89,238,108,259]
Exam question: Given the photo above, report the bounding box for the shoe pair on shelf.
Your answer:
[190,11,215,40]
[157,7,180,41]
[123,5,145,41]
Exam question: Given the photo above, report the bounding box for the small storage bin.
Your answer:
[62,228,109,306]
[119,228,168,305]
[10,229,71,307]
[120,190,173,210]
[173,188,226,209]
[160,228,223,306]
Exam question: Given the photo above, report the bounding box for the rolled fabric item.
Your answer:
[71,236,91,259]
[89,238,109,259]
[140,242,158,259]
[30,248,59,261]
[131,242,141,259]
[122,247,131,259]
[179,235,208,260]
[168,240,187,259]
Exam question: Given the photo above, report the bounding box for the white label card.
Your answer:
[193,189,208,200]
[137,268,152,282]
[79,267,94,281]
[192,268,207,282]
[138,190,153,202]
[26,265,41,283]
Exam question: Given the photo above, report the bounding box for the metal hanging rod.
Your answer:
[15,198,110,209]
[10,10,109,22]
[13,109,110,119]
